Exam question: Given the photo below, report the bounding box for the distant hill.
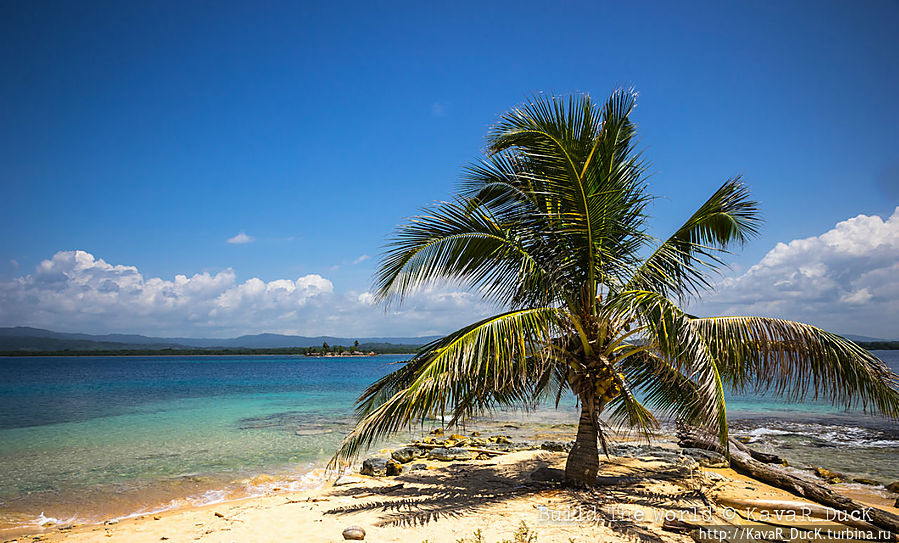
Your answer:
[843,334,892,343]
[0,327,440,352]
[3,327,892,355]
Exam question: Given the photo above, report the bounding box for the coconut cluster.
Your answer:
[567,363,623,402]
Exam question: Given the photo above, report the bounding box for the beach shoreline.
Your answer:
[7,442,897,543]
[3,354,897,541]
[3,416,898,541]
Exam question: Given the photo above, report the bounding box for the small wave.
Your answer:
[25,464,338,533]
[34,512,77,527]
[734,421,898,448]
[866,439,899,447]
[240,465,332,497]
[743,427,793,438]
[187,489,229,507]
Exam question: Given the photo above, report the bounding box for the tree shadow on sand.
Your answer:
[323,453,714,543]
[324,454,554,527]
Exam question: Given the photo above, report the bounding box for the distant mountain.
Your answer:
[844,334,893,343]
[4,327,890,354]
[167,332,441,349]
[0,327,440,352]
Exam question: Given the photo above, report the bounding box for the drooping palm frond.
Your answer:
[458,154,587,307]
[692,316,899,417]
[604,377,659,439]
[331,307,564,465]
[615,350,707,426]
[625,178,760,302]
[608,290,730,444]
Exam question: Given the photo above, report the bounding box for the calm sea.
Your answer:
[0,351,897,533]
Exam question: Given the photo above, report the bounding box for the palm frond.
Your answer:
[608,290,730,444]
[604,377,659,439]
[484,90,652,304]
[693,316,899,417]
[331,307,564,465]
[625,179,760,302]
[616,350,706,425]
[373,197,553,308]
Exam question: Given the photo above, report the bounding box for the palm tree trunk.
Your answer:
[564,392,599,486]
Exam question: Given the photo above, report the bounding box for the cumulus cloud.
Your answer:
[227,232,254,244]
[691,207,899,339]
[0,250,495,337]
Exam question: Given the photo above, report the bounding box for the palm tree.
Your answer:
[332,89,899,486]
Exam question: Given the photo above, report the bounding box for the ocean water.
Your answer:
[722,351,899,486]
[0,355,407,533]
[0,351,897,534]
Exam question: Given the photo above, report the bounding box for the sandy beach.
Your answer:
[10,439,897,543]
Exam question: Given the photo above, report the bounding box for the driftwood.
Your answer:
[678,427,899,536]
[716,496,880,531]
[728,437,784,464]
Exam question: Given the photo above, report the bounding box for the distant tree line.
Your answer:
[856,341,899,351]
[2,340,894,358]
[305,340,363,354]
[0,341,422,357]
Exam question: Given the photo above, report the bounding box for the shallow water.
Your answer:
[0,355,404,532]
[0,351,896,534]
[722,350,899,482]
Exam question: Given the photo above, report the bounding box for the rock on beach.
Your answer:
[360,457,402,477]
[427,447,473,461]
[342,525,366,540]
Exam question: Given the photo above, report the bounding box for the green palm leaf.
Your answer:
[693,316,899,417]
[332,307,563,465]
[625,179,760,301]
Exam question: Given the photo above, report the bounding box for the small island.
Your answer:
[303,342,377,357]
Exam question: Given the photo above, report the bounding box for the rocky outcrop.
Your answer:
[814,467,846,484]
[360,457,402,476]
[391,446,426,464]
[540,441,573,452]
[427,447,473,461]
[681,447,728,468]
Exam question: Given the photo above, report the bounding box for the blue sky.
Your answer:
[1,1,898,338]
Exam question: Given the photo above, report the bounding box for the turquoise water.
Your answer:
[0,355,406,531]
[0,352,897,533]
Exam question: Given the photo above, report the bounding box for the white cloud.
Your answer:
[0,250,495,338]
[691,207,899,339]
[227,232,254,244]
[353,254,370,265]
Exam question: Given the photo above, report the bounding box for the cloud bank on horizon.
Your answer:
[0,250,495,338]
[2,208,897,340]
[690,206,899,339]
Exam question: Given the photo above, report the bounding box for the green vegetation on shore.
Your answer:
[857,341,899,350]
[0,343,420,357]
